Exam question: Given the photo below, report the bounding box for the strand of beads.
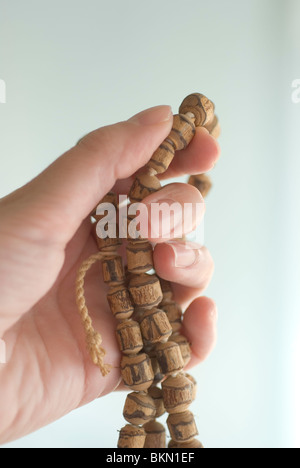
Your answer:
[124,93,217,448]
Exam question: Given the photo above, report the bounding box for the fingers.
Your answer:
[139,182,204,242]
[182,296,218,368]
[153,242,214,307]
[0,105,173,246]
[159,127,221,180]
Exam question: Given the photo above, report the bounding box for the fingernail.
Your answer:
[167,242,202,268]
[129,105,173,126]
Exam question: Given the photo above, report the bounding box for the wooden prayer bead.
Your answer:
[204,114,221,139]
[144,421,166,448]
[93,223,122,251]
[188,174,212,198]
[171,334,191,366]
[123,392,156,426]
[140,308,172,344]
[168,439,204,449]
[162,301,183,332]
[149,352,164,384]
[129,273,163,309]
[117,424,146,448]
[155,341,184,376]
[167,411,198,444]
[129,172,161,203]
[168,114,196,151]
[148,386,165,418]
[116,320,143,355]
[107,284,134,320]
[102,255,124,284]
[179,93,215,127]
[146,140,175,175]
[185,373,197,401]
[159,278,173,305]
[121,353,154,391]
[91,192,118,221]
[162,374,193,414]
[126,241,154,274]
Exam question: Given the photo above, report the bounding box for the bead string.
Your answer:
[76,93,219,448]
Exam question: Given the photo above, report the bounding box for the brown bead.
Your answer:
[140,308,172,345]
[149,353,164,383]
[168,114,196,151]
[93,223,122,251]
[155,341,184,376]
[129,172,161,203]
[188,174,212,198]
[146,140,175,175]
[168,438,204,448]
[162,301,182,332]
[144,421,166,448]
[185,373,197,401]
[167,411,198,444]
[102,255,124,284]
[162,374,193,414]
[159,278,173,304]
[121,353,154,391]
[129,274,163,309]
[179,93,215,127]
[171,335,191,366]
[148,386,165,418]
[117,424,146,448]
[116,320,143,355]
[91,192,118,221]
[126,241,154,274]
[123,392,156,426]
[204,114,221,139]
[107,284,134,320]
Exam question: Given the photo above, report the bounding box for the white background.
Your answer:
[1,0,300,448]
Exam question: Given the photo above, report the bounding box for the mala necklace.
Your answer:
[76,93,220,448]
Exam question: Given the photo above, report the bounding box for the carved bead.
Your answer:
[167,411,198,443]
[140,308,172,344]
[129,172,161,203]
[148,386,165,418]
[144,421,166,448]
[179,93,215,127]
[185,373,197,401]
[204,114,221,139]
[159,278,173,305]
[117,424,146,448]
[170,334,191,366]
[168,114,196,151]
[91,192,118,221]
[168,438,204,448]
[121,353,154,391]
[155,341,184,375]
[129,274,163,309]
[162,374,193,414]
[93,223,122,251]
[102,255,124,284]
[107,284,134,320]
[126,241,153,274]
[149,352,164,384]
[146,140,175,175]
[116,320,143,355]
[123,392,156,426]
[162,301,182,332]
[188,174,212,198]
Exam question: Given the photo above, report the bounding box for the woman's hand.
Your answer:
[0,105,220,444]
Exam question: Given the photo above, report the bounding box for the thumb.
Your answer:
[1,105,173,245]
[0,105,172,331]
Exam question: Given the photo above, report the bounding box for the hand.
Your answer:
[0,105,220,444]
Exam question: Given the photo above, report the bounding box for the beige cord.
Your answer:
[76,251,112,376]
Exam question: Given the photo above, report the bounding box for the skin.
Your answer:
[0,105,220,444]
